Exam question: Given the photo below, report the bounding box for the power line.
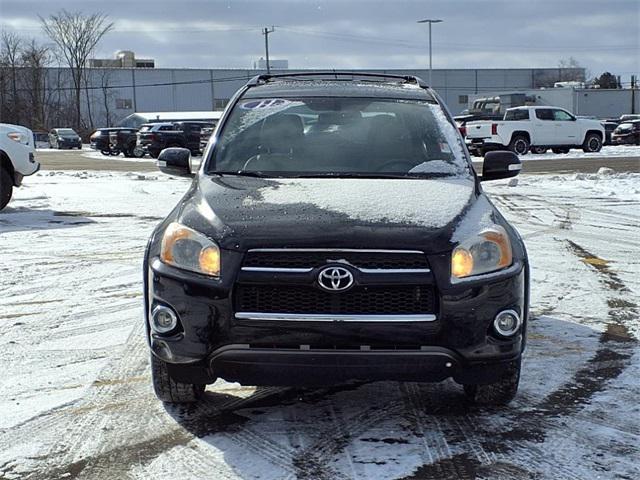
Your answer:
[12,73,255,93]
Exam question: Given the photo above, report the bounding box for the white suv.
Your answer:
[0,123,40,210]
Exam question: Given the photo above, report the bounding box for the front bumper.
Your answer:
[466,140,504,153]
[612,134,638,144]
[145,254,527,386]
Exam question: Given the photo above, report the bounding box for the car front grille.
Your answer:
[235,284,435,315]
[243,250,429,270]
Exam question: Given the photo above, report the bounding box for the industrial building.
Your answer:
[57,66,588,127]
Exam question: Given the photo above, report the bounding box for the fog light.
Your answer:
[151,305,178,334]
[493,309,521,337]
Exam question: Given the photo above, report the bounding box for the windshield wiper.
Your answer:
[212,171,269,177]
[295,172,453,179]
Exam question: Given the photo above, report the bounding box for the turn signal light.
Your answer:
[451,248,474,278]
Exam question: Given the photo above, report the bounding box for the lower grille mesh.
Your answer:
[235,284,435,315]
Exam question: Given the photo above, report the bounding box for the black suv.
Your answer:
[137,121,213,158]
[90,128,141,157]
[145,73,529,406]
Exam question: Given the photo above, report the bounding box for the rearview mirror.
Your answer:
[157,147,193,177]
[481,151,521,181]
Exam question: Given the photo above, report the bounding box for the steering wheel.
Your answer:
[375,160,417,173]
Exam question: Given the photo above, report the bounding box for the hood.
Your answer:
[177,176,490,253]
[614,123,633,133]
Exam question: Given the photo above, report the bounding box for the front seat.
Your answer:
[246,114,304,171]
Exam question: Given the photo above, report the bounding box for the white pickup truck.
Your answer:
[1,123,40,210]
[465,106,605,156]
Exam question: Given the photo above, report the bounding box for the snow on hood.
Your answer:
[243,177,475,228]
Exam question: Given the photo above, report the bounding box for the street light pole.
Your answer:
[417,19,442,86]
[262,26,275,73]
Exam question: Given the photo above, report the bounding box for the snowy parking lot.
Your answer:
[1,164,639,479]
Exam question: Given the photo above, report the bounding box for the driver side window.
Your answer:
[553,110,574,121]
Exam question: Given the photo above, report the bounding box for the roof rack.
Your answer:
[247,71,429,89]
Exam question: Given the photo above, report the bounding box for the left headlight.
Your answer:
[451,225,512,280]
[160,222,220,277]
[7,131,29,145]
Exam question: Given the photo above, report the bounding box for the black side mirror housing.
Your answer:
[481,150,521,181]
[157,147,193,177]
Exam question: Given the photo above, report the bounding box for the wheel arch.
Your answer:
[510,131,531,144]
[583,129,603,143]
[0,150,17,184]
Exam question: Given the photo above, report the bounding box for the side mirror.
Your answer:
[481,151,521,181]
[157,147,193,177]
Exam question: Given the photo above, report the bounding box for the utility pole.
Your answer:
[632,75,637,114]
[417,19,443,87]
[262,26,275,74]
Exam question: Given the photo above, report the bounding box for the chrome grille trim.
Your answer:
[359,268,431,274]
[235,312,437,322]
[241,267,313,273]
[248,248,425,254]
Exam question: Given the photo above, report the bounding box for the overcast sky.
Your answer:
[1,0,638,82]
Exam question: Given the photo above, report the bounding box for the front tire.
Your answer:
[150,353,204,403]
[462,358,521,406]
[530,146,547,154]
[552,147,570,154]
[0,165,13,211]
[582,133,603,153]
[509,135,530,156]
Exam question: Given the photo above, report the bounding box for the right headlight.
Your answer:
[451,226,512,280]
[160,222,220,277]
[7,131,29,145]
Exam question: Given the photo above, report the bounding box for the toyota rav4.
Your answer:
[144,72,529,406]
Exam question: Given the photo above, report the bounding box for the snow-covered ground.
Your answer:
[0,169,638,479]
[522,144,640,160]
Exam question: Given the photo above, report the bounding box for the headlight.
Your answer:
[451,226,512,280]
[7,131,28,145]
[160,222,220,276]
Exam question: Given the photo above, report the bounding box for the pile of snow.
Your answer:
[523,144,639,160]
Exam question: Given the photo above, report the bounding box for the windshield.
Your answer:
[208,97,470,178]
[58,129,76,135]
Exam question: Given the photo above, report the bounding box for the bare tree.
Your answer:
[558,57,587,82]
[20,39,51,130]
[40,10,114,130]
[1,32,23,124]
[99,69,115,127]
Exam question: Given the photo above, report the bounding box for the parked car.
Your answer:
[109,129,143,157]
[465,106,605,155]
[619,114,640,123]
[33,131,50,149]
[145,72,529,407]
[91,128,124,155]
[602,121,619,145]
[0,123,40,210]
[611,120,640,145]
[454,93,536,130]
[137,121,212,158]
[49,128,82,149]
[91,128,120,155]
[199,124,217,154]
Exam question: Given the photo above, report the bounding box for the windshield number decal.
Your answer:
[240,99,291,110]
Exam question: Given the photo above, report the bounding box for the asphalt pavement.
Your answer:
[35,148,640,174]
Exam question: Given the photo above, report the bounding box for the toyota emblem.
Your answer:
[317,266,354,292]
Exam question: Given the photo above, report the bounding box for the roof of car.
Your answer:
[243,80,436,101]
